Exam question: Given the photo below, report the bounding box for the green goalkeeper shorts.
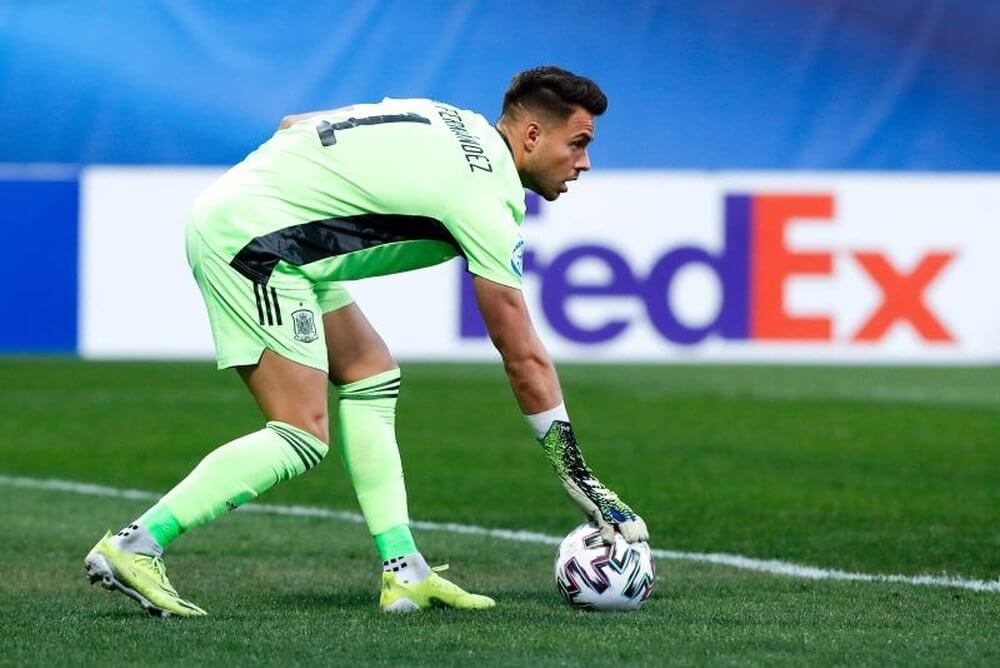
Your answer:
[185,221,353,373]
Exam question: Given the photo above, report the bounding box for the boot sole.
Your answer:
[84,552,172,618]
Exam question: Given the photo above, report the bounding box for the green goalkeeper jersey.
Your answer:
[190,98,527,289]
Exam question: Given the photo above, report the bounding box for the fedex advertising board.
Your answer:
[81,169,1000,363]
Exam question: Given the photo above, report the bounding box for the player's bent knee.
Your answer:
[302,410,330,444]
[269,410,329,444]
[266,420,330,470]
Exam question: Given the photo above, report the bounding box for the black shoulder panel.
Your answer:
[229,213,459,283]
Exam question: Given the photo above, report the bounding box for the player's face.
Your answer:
[528,107,595,201]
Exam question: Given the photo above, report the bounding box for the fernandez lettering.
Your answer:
[459,193,956,345]
[435,104,494,174]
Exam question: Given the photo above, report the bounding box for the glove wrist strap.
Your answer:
[524,402,569,440]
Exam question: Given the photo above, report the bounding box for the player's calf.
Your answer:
[84,422,329,616]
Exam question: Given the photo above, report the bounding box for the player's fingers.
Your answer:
[620,518,649,543]
[598,520,616,545]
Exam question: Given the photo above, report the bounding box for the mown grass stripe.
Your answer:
[2,473,998,594]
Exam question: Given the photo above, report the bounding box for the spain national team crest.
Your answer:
[291,309,318,343]
[510,239,525,278]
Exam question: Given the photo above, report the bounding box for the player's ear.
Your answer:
[524,121,542,152]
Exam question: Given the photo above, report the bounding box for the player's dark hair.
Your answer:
[501,66,607,121]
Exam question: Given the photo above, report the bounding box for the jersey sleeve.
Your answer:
[446,198,524,289]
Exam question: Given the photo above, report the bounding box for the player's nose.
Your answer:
[576,151,591,172]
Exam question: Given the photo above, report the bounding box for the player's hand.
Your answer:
[560,479,649,544]
[539,421,649,545]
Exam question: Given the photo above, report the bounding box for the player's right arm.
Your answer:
[472,276,561,413]
[473,276,649,544]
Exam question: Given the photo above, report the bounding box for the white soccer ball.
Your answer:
[554,522,655,610]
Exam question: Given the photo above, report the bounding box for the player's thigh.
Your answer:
[188,230,331,438]
[316,283,395,385]
[189,231,329,374]
[237,349,330,443]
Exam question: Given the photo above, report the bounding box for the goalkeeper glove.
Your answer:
[539,420,648,544]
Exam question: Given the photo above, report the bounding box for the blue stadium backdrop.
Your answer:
[1,1,998,358]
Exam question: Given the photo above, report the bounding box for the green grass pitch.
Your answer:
[1,359,998,665]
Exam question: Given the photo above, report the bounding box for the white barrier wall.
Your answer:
[81,168,1000,363]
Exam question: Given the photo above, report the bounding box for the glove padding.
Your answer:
[540,421,649,545]
[560,478,649,544]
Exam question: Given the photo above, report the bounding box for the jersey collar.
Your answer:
[494,125,515,159]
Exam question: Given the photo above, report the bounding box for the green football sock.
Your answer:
[337,368,417,560]
[136,421,328,548]
[374,524,418,562]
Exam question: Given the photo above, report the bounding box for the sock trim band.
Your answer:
[351,377,400,393]
[337,368,401,399]
[340,393,399,401]
[275,431,314,469]
[267,423,325,470]
[271,428,320,469]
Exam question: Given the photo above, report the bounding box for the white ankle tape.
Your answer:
[525,403,569,440]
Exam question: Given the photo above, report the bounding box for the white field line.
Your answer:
[2,474,998,594]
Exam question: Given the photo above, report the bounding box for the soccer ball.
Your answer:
[554,522,655,610]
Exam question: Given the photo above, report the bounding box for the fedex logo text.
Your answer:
[460,193,956,346]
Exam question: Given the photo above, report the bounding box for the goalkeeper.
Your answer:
[84,66,648,617]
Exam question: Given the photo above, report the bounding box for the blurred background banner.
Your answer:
[2,0,997,169]
[2,1,998,360]
[76,169,1000,363]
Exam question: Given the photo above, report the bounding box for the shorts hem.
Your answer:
[215,348,328,374]
[320,300,355,315]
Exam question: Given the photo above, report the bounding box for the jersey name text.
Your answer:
[435,104,494,174]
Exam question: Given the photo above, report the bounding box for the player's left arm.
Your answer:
[473,276,649,544]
